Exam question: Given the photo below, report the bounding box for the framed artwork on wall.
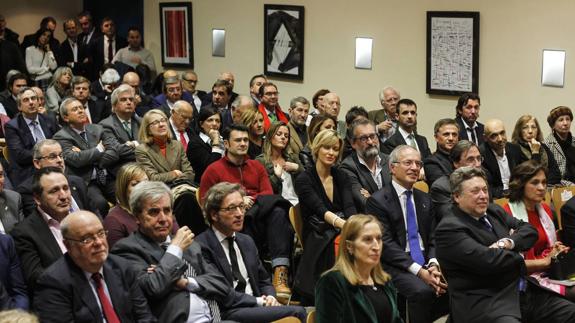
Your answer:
[264,4,305,80]
[159,2,193,68]
[426,11,480,96]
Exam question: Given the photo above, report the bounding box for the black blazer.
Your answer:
[5,113,60,186]
[339,152,391,213]
[88,35,127,80]
[0,94,18,118]
[196,229,275,298]
[435,205,537,323]
[480,142,528,198]
[456,116,485,145]
[560,197,575,248]
[34,253,155,323]
[56,38,89,77]
[11,209,64,291]
[86,99,110,125]
[366,184,436,274]
[186,133,222,184]
[381,130,432,159]
[423,149,453,185]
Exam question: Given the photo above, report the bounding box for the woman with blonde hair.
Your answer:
[315,214,402,323]
[239,108,265,159]
[294,129,356,303]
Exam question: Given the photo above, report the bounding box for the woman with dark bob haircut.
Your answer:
[503,160,574,301]
[186,105,223,183]
[544,106,575,185]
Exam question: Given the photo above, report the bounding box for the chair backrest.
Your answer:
[195,188,201,208]
[289,204,304,249]
[552,186,575,229]
[306,310,316,323]
[272,317,301,323]
[494,198,509,207]
[414,181,429,193]
[2,146,9,164]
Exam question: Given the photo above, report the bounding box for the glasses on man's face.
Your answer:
[149,118,167,127]
[264,91,279,97]
[354,133,377,143]
[36,152,64,161]
[219,203,247,213]
[392,160,423,169]
[65,230,107,246]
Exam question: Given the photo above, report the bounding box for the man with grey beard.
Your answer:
[340,118,391,212]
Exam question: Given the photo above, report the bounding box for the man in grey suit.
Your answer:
[54,97,120,215]
[99,84,141,166]
[340,118,391,212]
[0,162,23,233]
[112,181,240,323]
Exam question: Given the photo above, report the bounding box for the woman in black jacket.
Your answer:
[186,106,223,183]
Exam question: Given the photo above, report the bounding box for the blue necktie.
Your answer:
[405,190,425,265]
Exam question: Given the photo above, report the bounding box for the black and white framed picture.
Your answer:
[426,11,480,96]
[264,4,304,80]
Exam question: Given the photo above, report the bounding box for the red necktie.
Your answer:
[91,273,120,323]
[179,131,187,152]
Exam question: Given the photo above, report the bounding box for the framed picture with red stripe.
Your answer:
[160,2,194,67]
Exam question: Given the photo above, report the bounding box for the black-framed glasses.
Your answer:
[36,153,63,161]
[64,230,107,245]
[219,203,247,213]
[392,160,423,168]
[354,133,377,143]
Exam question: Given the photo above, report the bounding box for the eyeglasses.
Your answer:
[354,133,377,143]
[219,203,247,213]
[149,118,168,127]
[264,91,279,97]
[183,78,197,83]
[392,160,423,168]
[65,230,107,245]
[36,153,63,161]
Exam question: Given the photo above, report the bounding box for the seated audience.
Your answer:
[294,129,356,303]
[315,214,402,323]
[366,145,448,323]
[286,96,310,156]
[239,108,265,159]
[369,86,400,144]
[0,162,23,234]
[196,182,307,322]
[503,160,575,301]
[34,211,155,322]
[454,92,484,145]
[200,124,294,303]
[480,119,527,198]
[0,233,28,310]
[511,115,561,185]
[257,82,288,132]
[544,106,575,186]
[436,166,575,322]
[204,79,234,129]
[424,118,459,185]
[256,122,303,206]
[11,167,71,291]
[167,100,195,151]
[340,118,391,213]
[299,114,337,171]
[187,105,224,183]
[5,87,59,187]
[45,66,72,112]
[25,28,57,91]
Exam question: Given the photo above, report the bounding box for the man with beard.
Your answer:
[369,86,400,143]
[480,119,527,198]
[424,118,459,185]
[286,96,310,156]
[203,79,234,130]
[340,118,391,212]
[455,93,484,146]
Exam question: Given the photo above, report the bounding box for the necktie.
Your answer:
[407,134,417,150]
[107,38,114,63]
[479,216,494,232]
[467,127,477,145]
[179,131,188,152]
[226,236,246,292]
[182,257,221,321]
[91,273,120,323]
[31,121,45,142]
[122,121,132,140]
[80,131,88,143]
[405,190,425,265]
[268,111,277,123]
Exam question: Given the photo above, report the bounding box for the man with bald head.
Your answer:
[34,211,155,322]
[480,119,527,198]
[169,100,195,152]
[123,71,153,115]
[369,86,400,143]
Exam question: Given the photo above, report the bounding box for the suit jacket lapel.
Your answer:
[206,230,234,283]
[66,126,89,149]
[68,256,102,322]
[103,261,125,319]
[30,212,63,260]
[149,143,172,173]
[134,231,164,263]
[235,235,259,293]
[388,185,407,248]
[353,154,379,193]
[112,115,131,142]
[17,115,35,147]
[351,286,378,323]
[414,190,429,244]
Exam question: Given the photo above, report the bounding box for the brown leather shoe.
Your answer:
[273,266,292,303]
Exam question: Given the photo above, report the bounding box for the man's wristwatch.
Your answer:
[497,240,507,249]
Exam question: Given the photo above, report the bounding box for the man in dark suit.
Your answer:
[0,73,27,119]
[99,84,141,167]
[17,139,93,217]
[196,182,307,322]
[54,97,120,215]
[11,167,72,291]
[181,70,207,113]
[340,118,391,212]
[480,119,528,198]
[286,96,309,157]
[5,87,59,187]
[0,233,28,310]
[77,11,101,51]
[423,118,459,185]
[72,76,109,124]
[112,181,236,323]
[203,79,234,130]
[56,18,89,78]
[0,162,23,233]
[455,92,484,146]
[381,99,432,160]
[34,210,155,323]
[366,145,448,323]
[88,17,127,81]
[368,86,400,144]
[436,166,575,322]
